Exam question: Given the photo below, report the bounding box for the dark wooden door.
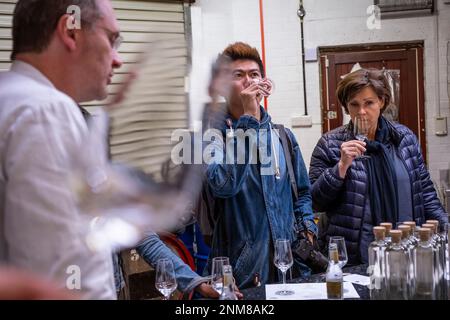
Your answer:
[319,43,426,159]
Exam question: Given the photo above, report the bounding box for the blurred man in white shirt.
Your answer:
[0,0,122,299]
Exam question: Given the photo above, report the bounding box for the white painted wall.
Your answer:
[190,0,450,183]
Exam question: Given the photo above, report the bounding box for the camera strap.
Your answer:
[273,124,298,201]
[274,124,308,234]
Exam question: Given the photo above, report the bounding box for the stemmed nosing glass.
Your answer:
[353,115,370,159]
[155,258,177,300]
[328,236,348,269]
[273,239,295,296]
[211,256,230,294]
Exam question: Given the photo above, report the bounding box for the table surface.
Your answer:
[241,264,370,300]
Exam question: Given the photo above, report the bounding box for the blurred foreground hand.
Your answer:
[0,267,78,300]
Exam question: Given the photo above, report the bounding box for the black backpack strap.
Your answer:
[274,124,298,201]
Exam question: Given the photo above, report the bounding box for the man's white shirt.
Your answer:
[0,61,116,299]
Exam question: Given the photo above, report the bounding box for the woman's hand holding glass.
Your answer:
[338,140,366,178]
[338,118,368,178]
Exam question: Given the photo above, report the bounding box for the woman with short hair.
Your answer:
[309,68,447,264]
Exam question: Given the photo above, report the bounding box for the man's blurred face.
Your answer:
[209,62,232,100]
[77,0,123,102]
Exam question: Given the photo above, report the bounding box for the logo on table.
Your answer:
[171,127,282,176]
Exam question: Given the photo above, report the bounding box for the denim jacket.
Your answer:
[205,107,316,289]
[137,233,207,293]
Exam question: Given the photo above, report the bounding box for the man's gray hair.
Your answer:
[11,0,102,60]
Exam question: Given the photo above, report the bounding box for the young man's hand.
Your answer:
[195,283,220,298]
[240,81,268,121]
[195,282,244,299]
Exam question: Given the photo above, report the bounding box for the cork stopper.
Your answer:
[422,223,436,234]
[397,225,411,239]
[426,220,439,232]
[418,227,431,241]
[373,226,386,240]
[403,221,416,232]
[380,222,392,235]
[389,230,402,243]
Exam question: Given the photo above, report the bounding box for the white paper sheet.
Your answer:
[343,274,370,286]
[265,282,360,300]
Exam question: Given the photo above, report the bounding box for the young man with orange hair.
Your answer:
[204,42,317,289]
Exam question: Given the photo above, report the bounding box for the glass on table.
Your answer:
[273,239,294,296]
[155,258,177,300]
[329,236,348,269]
[211,256,230,294]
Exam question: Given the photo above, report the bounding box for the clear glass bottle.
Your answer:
[403,221,419,246]
[380,222,393,246]
[368,226,387,300]
[422,223,444,299]
[398,224,415,298]
[426,220,446,275]
[326,243,343,300]
[398,225,415,252]
[219,265,238,300]
[413,228,436,300]
[385,230,409,300]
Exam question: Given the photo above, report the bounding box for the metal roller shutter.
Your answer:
[0,0,14,71]
[0,1,189,176]
[105,0,189,177]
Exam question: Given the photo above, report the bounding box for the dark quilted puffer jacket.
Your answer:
[309,119,448,264]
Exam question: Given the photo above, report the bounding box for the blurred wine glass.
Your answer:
[70,36,206,253]
[273,239,294,296]
[329,236,348,269]
[155,259,177,300]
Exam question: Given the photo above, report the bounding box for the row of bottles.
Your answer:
[368,220,449,300]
